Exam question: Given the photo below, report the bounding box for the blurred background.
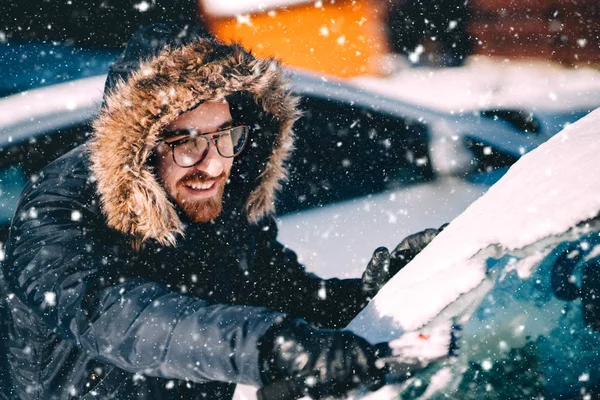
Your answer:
[2,0,600,77]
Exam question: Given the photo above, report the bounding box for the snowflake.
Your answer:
[134,1,150,12]
[481,359,493,371]
[408,45,424,63]
[318,286,327,299]
[71,210,82,221]
[236,14,252,26]
[44,291,57,307]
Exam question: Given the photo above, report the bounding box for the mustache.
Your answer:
[179,171,228,186]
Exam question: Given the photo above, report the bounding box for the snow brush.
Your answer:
[256,322,460,400]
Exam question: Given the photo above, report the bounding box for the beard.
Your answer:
[175,171,228,223]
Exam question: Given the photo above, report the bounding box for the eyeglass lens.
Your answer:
[173,126,248,167]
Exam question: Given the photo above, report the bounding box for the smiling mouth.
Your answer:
[183,181,216,191]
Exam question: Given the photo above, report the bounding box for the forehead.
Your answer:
[165,101,232,133]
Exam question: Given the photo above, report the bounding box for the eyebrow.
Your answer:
[216,119,235,131]
[161,119,235,140]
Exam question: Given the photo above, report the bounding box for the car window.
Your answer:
[0,122,91,243]
[276,95,433,214]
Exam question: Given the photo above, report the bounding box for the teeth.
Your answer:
[186,182,214,190]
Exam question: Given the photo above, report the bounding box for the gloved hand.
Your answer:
[258,318,387,399]
[361,225,447,297]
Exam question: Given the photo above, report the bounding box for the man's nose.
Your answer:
[193,142,224,178]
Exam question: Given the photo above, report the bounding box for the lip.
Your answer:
[181,181,218,198]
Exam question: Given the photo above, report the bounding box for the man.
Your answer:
[1,22,440,399]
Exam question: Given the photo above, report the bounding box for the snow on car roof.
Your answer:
[352,56,600,114]
[200,0,313,16]
[0,75,105,147]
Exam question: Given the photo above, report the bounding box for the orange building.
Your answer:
[200,0,389,78]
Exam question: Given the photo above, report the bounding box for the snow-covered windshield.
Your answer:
[345,107,600,399]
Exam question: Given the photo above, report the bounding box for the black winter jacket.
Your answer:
[1,145,367,399]
[0,22,369,399]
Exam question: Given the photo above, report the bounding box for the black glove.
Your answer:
[258,318,386,399]
[361,225,446,297]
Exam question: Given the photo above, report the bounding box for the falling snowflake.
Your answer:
[408,45,425,63]
[71,210,82,221]
[236,14,252,26]
[134,1,150,12]
[415,157,428,166]
[44,292,57,307]
[481,359,493,371]
[318,286,327,299]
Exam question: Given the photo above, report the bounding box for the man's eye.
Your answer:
[215,129,234,137]
[168,137,192,146]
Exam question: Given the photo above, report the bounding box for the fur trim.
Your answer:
[90,38,300,247]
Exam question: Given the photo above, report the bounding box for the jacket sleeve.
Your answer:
[252,218,369,329]
[3,175,286,386]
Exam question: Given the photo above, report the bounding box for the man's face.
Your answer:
[155,101,234,223]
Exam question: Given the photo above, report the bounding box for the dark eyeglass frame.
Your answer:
[158,125,249,168]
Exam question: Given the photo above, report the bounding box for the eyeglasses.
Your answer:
[159,125,249,168]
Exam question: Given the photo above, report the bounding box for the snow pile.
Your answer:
[352,57,600,113]
[348,106,600,338]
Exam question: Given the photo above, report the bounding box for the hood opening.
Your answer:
[90,22,300,248]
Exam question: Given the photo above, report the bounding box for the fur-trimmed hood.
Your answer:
[89,22,300,247]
